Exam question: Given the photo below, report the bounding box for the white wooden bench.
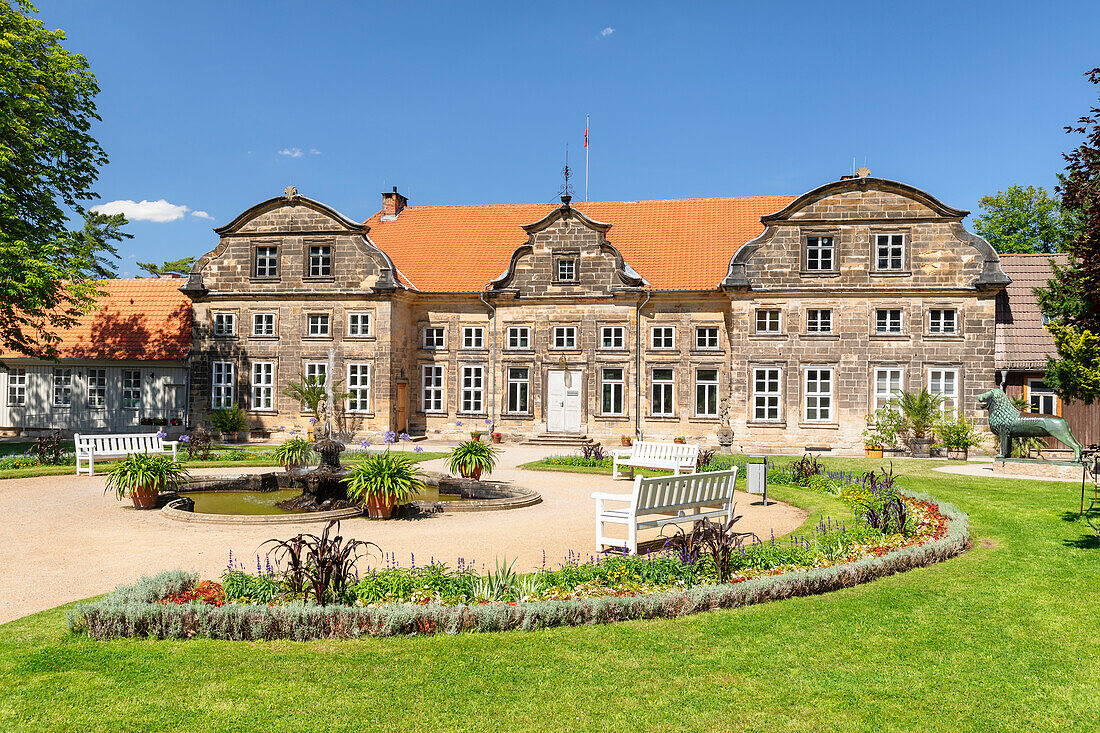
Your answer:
[74,433,179,476]
[611,440,700,479]
[591,467,738,554]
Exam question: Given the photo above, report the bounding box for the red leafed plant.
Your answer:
[163,580,226,606]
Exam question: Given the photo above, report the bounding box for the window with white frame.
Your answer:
[7,368,26,406]
[423,327,444,349]
[346,363,371,413]
[308,245,332,278]
[602,368,624,415]
[755,309,781,334]
[752,367,781,422]
[553,326,576,349]
[805,235,836,271]
[305,362,327,389]
[696,368,719,417]
[929,308,957,335]
[806,309,833,334]
[52,368,72,406]
[251,362,274,411]
[254,245,278,277]
[211,361,234,408]
[804,368,833,422]
[651,368,674,417]
[875,309,903,334]
[422,365,444,412]
[347,312,371,337]
[696,326,719,349]
[506,367,529,414]
[252,312,275,337]
[601,326,625,349]
[87,368,107,408]
[461,365,484,413]
[651,326,675,349]
[507,326,530,350]
[307,314,330,337]
[1028,379,1058,415]
[462,326,484,349]
[928,368,959,415]
[874,233,905,271]
[873,367,904,411]
[212,312,236,337]
[122,370,141,409]
[556,258,577,282]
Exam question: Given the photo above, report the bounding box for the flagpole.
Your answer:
[585,114,590,203]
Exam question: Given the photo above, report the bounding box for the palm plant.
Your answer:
[271,437,315,470]
[446,439,500,480]
[344,452,425,518]
[104,453,190,509]
[891,389,945,454]
[282,374,347,422]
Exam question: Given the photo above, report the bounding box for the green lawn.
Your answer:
[1,458,1097,731]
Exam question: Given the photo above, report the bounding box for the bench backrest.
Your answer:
[632,468,737,516]
[631,441,699,464]
[75,433,165,454]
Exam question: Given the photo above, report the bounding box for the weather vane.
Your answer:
[559,144,574,200]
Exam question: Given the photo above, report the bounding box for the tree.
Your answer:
[137,256,196,277]
[0,1,121,361]
[972,184,1077,254]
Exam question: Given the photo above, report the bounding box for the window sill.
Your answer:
[690,348,723,356]
[503,349,535,355]
[345,335,377,342]
[597,348,629,354]
[498,412,533,420]
[690,415,720,422]
[869,334,910,340]
[303,277,336,283]
[924,334,963,340]
[647,415,680,421]
[248,278,282,284]
[419,346,446,351]
[458,349,489,355]
[800,333,838,340]
[798,422,840,430]
[249,410,278,415]
[248,336,280,342]
[869,271,912,278]
[594,414,629,421]
[798,270,841,277]
[548,348,582,354]
[747,421,786,428]
[748,334,788,341]
[645,350,680,357]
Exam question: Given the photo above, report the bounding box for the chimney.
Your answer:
[381,186,407,219]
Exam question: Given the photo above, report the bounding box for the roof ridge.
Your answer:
[364,193,796,218]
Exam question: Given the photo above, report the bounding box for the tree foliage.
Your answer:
[137,256,195,277]
[0,1,122,361]
[972,184,1077,254]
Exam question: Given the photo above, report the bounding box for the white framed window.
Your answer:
[695,368,719,417]
[506,367,529,414]
[211,361,234,409]
[1028,379,1058,415]
[928,368,959,415]
[874,233,905,271]
[122,369,141,410]
[752,367,781,422]
[929,308,957,335]
[651,326,675,350]
[507,326,530,350]
[462,326,484,349]
[252,312,275,337]
[7,368,26,407]
[52,368,72,407]
[602,368,625,415]
[755,309,781,334]
[804,367,833,422]
[875,309,903,334]
[87,368,107,409]
[347,312,372,337]
[556,258,577,282]
[461,365,484,413]
[553,326,577,349]
[421,365,444,413]
[304,361,328,387]
[806,309,833,334]
[254,245,278,277]
[423,327,445,349]
[346,363,371,413]
[873,368,904,411]
[601,326,625,349]
[308,245,332,277]
[805,235,835,271]
[307,314,330,337]
[695,326,720,350]
[651,368,674,417]
[212,312,236,337]
[251,362,274,411]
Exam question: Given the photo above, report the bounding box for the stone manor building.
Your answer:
[180,172,1009,453]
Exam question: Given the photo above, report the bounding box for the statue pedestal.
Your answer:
[994,457,1084,481]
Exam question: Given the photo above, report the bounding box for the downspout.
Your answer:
[480,292,497,428]
[635,291,651,440]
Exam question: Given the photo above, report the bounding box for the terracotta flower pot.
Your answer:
[460,466,483,481]
[621,438,632,447]
[365,495,395,519]
[674,439,686,445]
[130,486,159,510]
[470,434,482,442]
[865,446,884,458]
[491,434,502,444]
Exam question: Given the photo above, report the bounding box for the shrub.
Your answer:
[854,467,910,535]
[862,404,905,449]
[790,454,823,486]
[183,427,213,460]
[447,439,500,479]
[344,452,424,505]
[936,413,982,451]
[36,431,64,465]
[272,437,315,468]
[581,442,606,461]
[222,569,282,603]
[210,406,248,434]
[892,389,945,446]
[262,520,377,605]
[664,511,754,583]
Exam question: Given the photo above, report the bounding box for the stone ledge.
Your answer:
[994,458,1085,481]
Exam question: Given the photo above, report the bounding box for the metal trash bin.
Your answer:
[747,454,772,506]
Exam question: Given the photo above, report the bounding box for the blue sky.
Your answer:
[34,0,1100,276]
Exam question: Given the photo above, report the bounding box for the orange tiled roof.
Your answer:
[1,278,192,361]
[364,196,797,292]
[995,253,1065,371]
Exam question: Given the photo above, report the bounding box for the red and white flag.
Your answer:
[584,125,588,148]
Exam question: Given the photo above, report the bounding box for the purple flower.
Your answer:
[485,418,492,425]
[155,430,167,439]
[384,430,397,445]
[360,439,369,448]
[399,432,410,442]
[179,435,191,444]
[308,417,317,425]
[414,446,424,454]
[456,421,463,427]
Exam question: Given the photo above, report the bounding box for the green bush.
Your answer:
[103,453,190,499]
[345,452,425,505]
[210,405,248,434]
[272,437,315,468]
[447,439,500,479]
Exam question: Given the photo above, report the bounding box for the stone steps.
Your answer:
[524,434,598,447]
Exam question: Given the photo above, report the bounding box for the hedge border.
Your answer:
[69,491,970,640]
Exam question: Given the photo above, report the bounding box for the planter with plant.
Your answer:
[469,430,483,442]
[344,452,425,519]
[621,435,633,447]
[210,406,249,443]
[447,439,500,481]
[936,413,981,460]
[673,436,687,444]
[272,437,316,471]
[103,453,190,509]
[491,431,502,444]
[862,404,905,458]
[891,389,945,457]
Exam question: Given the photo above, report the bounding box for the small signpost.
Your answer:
[747,454,771,506]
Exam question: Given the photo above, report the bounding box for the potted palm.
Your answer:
[271,437,315,471]
[104,453,190,509]
[344,452,425,519]
[447,439,500,481]
[936,413,981,461]
[891,389,945,458]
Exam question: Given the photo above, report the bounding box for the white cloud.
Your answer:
[278,147,304,158]
[90,199,190,223]
[310,148,321,155]
[191,210,214,220]
[600,27,614,36]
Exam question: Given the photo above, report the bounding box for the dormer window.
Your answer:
[805,236,835,271]
[254,246,278,278]
[308,245,332,278]
[874,233,906,271]
[556,258,577,282]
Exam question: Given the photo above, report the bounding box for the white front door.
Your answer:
[547,370,583,433]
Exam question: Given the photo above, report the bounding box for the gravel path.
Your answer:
[0,445,805,623]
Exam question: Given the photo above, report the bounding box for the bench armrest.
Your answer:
[162,441,179,449]
[611,448,633,458]
[591,492,633,501]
